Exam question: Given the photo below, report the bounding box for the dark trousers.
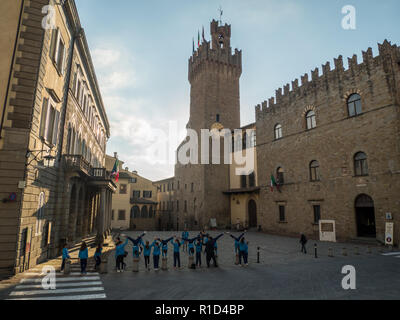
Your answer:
[301,243,307,254]
[206,252,217,267]
[153,255,160,269]
[239,251,248,264]
[116,255,124,271]
[80,259,87,273]
[61,258,66,271]
[144,255,150,268]
[95,256,101,270]
[173,252,181,267]
[195,252,202,266]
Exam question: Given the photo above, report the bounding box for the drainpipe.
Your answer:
[0,0,25,139]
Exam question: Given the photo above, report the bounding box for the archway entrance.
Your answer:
[130,206,140,230]
[355,194,376,238]
[248,199,257,228]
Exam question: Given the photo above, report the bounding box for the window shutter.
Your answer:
[61,44,66,75]
[49,28,58,61]
[39,98,49,138]
[52,110,60,145]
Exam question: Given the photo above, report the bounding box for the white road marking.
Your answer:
[16,281,103,289]
[20,276,100,283]
[382,252,400,256]
[10,286,105,296]
[22,272,99,276]
[7,293,107,300]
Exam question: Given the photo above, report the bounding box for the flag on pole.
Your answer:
[111,159,120,182]
[192,37,195,53]
[202,26,205,42]
[270,174,281,192]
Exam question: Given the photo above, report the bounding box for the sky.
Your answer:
[75,0,400,181]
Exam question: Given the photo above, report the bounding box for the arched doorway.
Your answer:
[130,206,140,230]
[248,199,257,228]
[68,184,77,240]
[355,194,376,238]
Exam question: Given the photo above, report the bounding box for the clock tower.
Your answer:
[175,19,242,230]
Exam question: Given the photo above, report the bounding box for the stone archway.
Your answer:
[248,199,257,228]
[355,194,376,238]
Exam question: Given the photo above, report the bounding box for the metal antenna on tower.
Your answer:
[218,6,223,25]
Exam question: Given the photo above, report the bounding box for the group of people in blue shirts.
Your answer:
[61,241,103,274]
[113,230,249,272]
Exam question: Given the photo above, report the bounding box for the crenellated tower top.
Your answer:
[188,19,242,84]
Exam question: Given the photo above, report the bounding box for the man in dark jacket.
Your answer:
[300,233,308,254]
[205,234,224,268]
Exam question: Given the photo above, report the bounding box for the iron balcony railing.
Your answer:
[64,155,111,180]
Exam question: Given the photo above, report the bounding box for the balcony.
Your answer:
[64,155,91,176]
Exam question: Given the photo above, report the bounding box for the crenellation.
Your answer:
[292,79,299,91]
[301,73,309,85]
[283,83,290,95]
[311,68,319,81]
[322,61,331,75]
[334,55,344,72]
[348,54,358,70]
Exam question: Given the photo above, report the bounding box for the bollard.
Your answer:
[314,243,318,258]
[343,248,347,256]
[100,258,108,274]
[354,247,359,255]
[161,257,168,271]
[188,255,194,269]
[64,259,71,275]
[132,258,139,272]
[235,253,239,265]
[367,246,372,254]
[257,247,260,264]
[328,247,334,257]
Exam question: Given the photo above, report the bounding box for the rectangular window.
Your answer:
[313,205,321,224]
[184,200,187,212]
[129,178,137,183]
[279,205,286,222]
[177,200,179,212]
[241,175,247,188]
[191,183,194,192]
[40,97,60,146]
[53,29,66,74]
[132,191,140,198]
[143,191,152,198]
[112,210,114,220]
[119,184,127,194]
[118,210,126,221]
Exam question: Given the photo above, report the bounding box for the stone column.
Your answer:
[96,188,106,244]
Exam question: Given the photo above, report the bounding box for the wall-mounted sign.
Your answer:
[319,220,337,242]
[9,193,17,202]
[386,212,393,220]
[385,222,394,246]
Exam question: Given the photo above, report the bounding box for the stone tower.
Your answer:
[174,19,242,230]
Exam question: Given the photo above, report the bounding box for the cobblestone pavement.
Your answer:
[100,231,400,300]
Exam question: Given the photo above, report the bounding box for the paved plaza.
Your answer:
[0,231,399,300]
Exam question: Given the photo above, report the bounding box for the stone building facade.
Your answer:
[0,0,115,278]
[106,154,158,231]
[154,177,176,231]
[255,40,400,244]
[174,20,242,230]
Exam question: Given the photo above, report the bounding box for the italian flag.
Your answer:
[111,159,120,182]
[270,174,280,192]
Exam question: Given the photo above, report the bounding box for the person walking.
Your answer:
[205,234,224,268]
[238,237,249,266]
[300,233,308,254]
[195,238,204,267]
[94,244,102,271]
[152,240,161,270]
[78,242,89,275]
[173,238,185,269]
[61,243,70,273]
[115,237,129,272]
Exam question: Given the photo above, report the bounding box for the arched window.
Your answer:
[306,110,316,130]
[347,93,362,117]
[310,161,320,182]
[354,152,368,176]
[274,124,283,140]
[141,206,148,218]
[131,206,140,219]
[277,167,285,185]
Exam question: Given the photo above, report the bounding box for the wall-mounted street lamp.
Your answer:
[26,147,55,168]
